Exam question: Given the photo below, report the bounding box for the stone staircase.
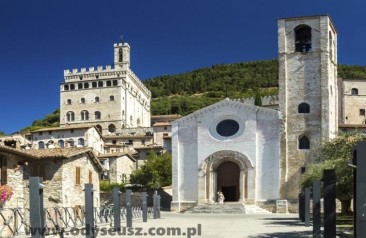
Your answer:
[185,202,272,214]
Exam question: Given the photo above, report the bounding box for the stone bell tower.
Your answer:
[278,15,338,199]
[114,40,130,69]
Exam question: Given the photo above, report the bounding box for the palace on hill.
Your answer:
[0,15,365,213]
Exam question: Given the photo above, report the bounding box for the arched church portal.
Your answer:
[198,150,255,204]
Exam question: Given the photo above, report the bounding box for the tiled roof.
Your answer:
[152,122,171,127]
[0,145,38,159]
[31,124,95,132]
[98,152,136,161]
[23,147,92,159]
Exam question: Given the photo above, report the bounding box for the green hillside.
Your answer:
[18,60,366,134]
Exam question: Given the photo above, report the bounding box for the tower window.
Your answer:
[119,48,123,62]
[84,82,89,89]
[98,81,103,87]
[95,111,101,120]
[81,98,86,104]
[295,25,312,53]
[70,84,75,90]
[64,85,69,91]
[113,80,118,86]
[351,88,359,95]
[360,109,365,116]
[299,135,310,150]
[298,103,310,113]
[95,97,100,103]
[108,124,116,133]
[67,99,72,105]
[78,83,83,89]
[92,82,97,88]
[107,81,112,87]
[81,110,89,120]
[66,111,75,122]
[110,95,115,101]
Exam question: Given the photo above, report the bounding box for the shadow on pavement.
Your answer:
[247,230,312,238]
[260,217,306,227]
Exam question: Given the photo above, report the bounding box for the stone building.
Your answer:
[172,15,340,211]
[0,146,103,209]
[278,15,338,199]
[27,125,105,153]
[60,42,151,134]
[98,152,136,183]
[172,99,281,211]
[340,79,366,124]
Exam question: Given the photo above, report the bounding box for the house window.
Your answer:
[81,98,86,104]
[128,140,133,145]
[78,138,85,146]
[70,129,74,133]
[39,132,43,136]
[48,131,52,135]
[67,99,72,105]
[69,139,75,147]
[110,95,115,101]
[89,170,93,184]
[95,111,101,120]
[360,109,365,116]
[38,141,45,149]
[58,140,65,148]
[81,110,89,120]
[0,156,7,185]
[66,111,75,122]
[164,126,168,130]
[32,164,46,180]
[295,25,312,53]
[75,167,81,185]
[299,135,310,150]
[352,88,359,95]
[298,103,310,113]
[108,124,116,133]
[112,140,117,145]
[95,97,100,103]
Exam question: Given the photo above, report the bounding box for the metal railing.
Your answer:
[0,205,154,237]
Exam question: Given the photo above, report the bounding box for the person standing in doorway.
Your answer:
[217,190,225,204]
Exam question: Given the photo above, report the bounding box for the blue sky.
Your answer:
[0,0,365,135]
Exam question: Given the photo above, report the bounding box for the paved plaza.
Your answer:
[27,212,315,238]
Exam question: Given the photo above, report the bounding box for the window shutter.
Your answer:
[88,170,92,184]
[0,156,7,185]
[76,167,81,185]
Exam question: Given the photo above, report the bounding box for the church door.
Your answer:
[216,161,240,201]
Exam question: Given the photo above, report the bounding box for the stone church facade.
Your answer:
[172,15,339,211]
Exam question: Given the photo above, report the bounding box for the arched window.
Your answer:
[81,110,89,120]
[81,98,86,104]
[92,82,97,88]
[66,111,75,122]
[58,140,65,148]
[299,135,310,149]
[351,88,359,95]
[38,141,45,149]
[298,103,310,113]
[95,97,100,103]
[78,138,85,146]
[110,95,115,101]
[295,25,312,53]
[70,84,75,90]
[98,81,103,87]
[108,124,116,133]
[67,99,72,105]
[119,48,123,62]
[95,111,101,120]
[84,82,89,89]
[78,83,83,89]
[64,85,69,91]
[106,81,112,87]
[96,125,102,133]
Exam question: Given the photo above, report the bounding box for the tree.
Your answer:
[302,131,366,215]
[129,150,172,189]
